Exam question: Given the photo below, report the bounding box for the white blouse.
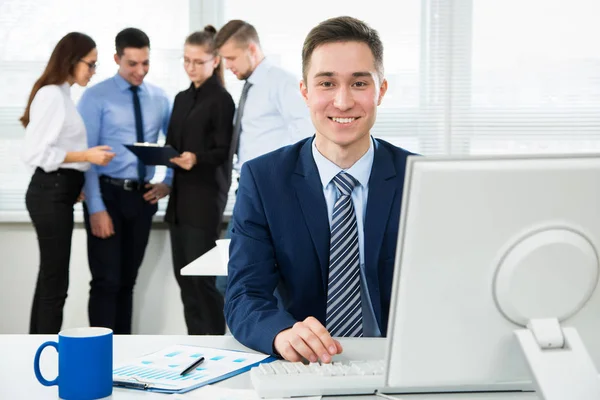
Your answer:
[22,83,90,172]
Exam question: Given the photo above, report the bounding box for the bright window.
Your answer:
[2,0,600,218]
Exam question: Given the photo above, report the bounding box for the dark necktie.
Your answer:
[231,81,253,157]
[326,171,363,337]
[129,86,145,184]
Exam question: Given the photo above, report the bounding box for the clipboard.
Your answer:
[112,344,274,394]
[124,143,180,167]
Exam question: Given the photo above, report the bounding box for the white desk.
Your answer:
[181,239,229,276]
[0,334,539,399]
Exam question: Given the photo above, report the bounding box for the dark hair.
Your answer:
[214,19,260,49]
[302,16,384,83]
[20,32,96,128]
[115,27,150,56]
[185,25,224,86]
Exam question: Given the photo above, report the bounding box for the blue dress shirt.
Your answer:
[78,74,172,214]
[236,58,313,170]
[311,137,382,337]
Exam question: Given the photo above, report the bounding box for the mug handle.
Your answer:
[34,341,59,386]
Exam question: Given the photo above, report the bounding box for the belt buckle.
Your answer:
[123,179,136,191]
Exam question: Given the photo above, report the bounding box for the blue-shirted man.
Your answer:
[78,28,171,334]
[214,20,314,294]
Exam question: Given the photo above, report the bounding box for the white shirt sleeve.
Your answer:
[274,74,314,143]
[22,85,68,172]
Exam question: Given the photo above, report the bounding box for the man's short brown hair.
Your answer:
[302,16,384,83]
[214,19,260,49]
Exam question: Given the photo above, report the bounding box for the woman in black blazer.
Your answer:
[165,26,235,335]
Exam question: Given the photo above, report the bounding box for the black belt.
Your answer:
[100,175,147,191]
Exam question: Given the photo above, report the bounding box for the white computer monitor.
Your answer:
[382,154,600,396]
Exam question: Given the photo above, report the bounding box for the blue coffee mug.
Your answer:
[34,327,113,400]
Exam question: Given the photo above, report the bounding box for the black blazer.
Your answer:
[164,73,235,232]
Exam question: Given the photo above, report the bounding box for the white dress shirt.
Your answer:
[311,137,382,337]
[22,83,90,172]
[235,58,314,170]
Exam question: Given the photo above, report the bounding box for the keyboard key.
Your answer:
[292,362,309,374]
[270,362,288,375]
[282,362,299,374]
[258,363,274,375]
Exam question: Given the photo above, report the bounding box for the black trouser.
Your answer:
[169,223,225,335]
[83,181,157,334]
[26,168,84,334]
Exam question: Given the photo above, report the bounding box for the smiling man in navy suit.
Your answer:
[225,16,414,363]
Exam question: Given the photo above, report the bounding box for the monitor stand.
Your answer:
[515,318,600,400]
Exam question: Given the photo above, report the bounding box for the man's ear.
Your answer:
[113,53,120,65]
[377,78,388,106]
[248,41,258,55]
[300,80,309,105]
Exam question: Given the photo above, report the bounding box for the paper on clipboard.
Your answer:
[112,344,272,394]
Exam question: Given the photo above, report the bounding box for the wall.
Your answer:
[0,222,188,334]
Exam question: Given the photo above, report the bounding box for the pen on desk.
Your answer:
[113,380,148,390]
[180,356,205,376]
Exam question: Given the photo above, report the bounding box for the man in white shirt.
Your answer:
[214,20,314,293]
[215,20,313,171]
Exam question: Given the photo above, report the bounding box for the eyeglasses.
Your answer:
[182,57,214,68]
[79,59,97,71]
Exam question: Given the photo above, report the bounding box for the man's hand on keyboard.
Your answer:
[273,316,343,363]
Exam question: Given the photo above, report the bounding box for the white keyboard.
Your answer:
[250,359,386,398]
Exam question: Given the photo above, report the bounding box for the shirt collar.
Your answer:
[246,57,272,85]
[311,136,375,190]
[113,73,147,94]
[59,82,71,95]
[188,72,220,96]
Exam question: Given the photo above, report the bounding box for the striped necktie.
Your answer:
[326,171,363,337]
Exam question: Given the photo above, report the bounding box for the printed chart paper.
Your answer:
[113,344,269,392]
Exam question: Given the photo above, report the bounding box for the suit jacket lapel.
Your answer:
[364,140,397,329]
[292,139,330,290]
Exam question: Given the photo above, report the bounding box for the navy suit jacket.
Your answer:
[225,137,413,355]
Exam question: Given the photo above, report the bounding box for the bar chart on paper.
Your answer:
[113,344,271,393]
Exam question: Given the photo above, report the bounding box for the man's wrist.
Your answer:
[272,326,293,357]
[86,198,106,214]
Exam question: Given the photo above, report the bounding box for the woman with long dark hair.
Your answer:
[21,32,115,334]
[165,25,235,334]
